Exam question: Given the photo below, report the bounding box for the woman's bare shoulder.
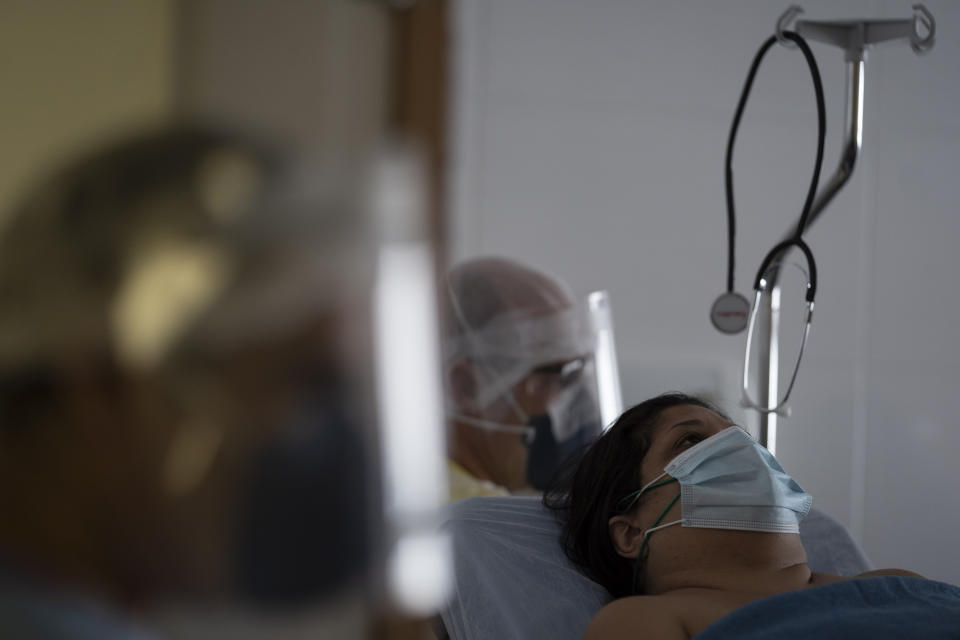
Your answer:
[582,595,686,640]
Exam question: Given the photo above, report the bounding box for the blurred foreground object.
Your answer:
[0,125,389,636]
[372,144,452,618]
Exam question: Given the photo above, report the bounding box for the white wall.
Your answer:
[449,0,960,584]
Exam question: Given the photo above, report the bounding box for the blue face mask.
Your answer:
[525,414,596,491]
[619,426,812,592]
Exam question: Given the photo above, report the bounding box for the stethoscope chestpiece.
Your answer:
[710,291,751,334]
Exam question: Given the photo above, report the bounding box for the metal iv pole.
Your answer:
[755,5,935,453]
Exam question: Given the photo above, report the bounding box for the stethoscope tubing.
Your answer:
[724,31,826,300]
[726,30,826,415]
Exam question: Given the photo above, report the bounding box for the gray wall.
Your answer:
[0,0,173,223]
[177,0,392,160]
[449,0,960,584]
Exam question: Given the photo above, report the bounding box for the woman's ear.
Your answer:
[609,514,645,559]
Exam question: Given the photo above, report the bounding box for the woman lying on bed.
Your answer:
[544,393,958,639]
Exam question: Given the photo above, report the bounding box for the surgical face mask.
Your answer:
[526,418,597,490]
[524,381,601,490]
[619,426,812,592]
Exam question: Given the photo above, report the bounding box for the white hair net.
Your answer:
[444,258,594,410]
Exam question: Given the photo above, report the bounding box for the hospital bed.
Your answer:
[439,496,872,640]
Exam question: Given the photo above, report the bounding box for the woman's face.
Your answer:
[632,404,734,531]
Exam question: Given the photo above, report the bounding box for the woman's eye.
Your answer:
[674,433,704,450]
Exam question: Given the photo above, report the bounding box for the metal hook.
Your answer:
[911,4,936,54]
[776,5,804,48]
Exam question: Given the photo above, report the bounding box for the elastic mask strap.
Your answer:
[617,474,677,512]
[631,491,681,594]
[449,412,536,441]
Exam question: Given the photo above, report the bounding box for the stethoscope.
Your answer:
[709,31,825,416]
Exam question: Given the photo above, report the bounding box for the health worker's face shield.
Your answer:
[447,288,623,489]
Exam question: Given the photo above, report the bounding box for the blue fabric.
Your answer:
[0,568,153,640]
[0,590,155,640]
[695,577,960,640]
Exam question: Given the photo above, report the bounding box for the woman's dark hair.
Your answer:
[543,392,728,598]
